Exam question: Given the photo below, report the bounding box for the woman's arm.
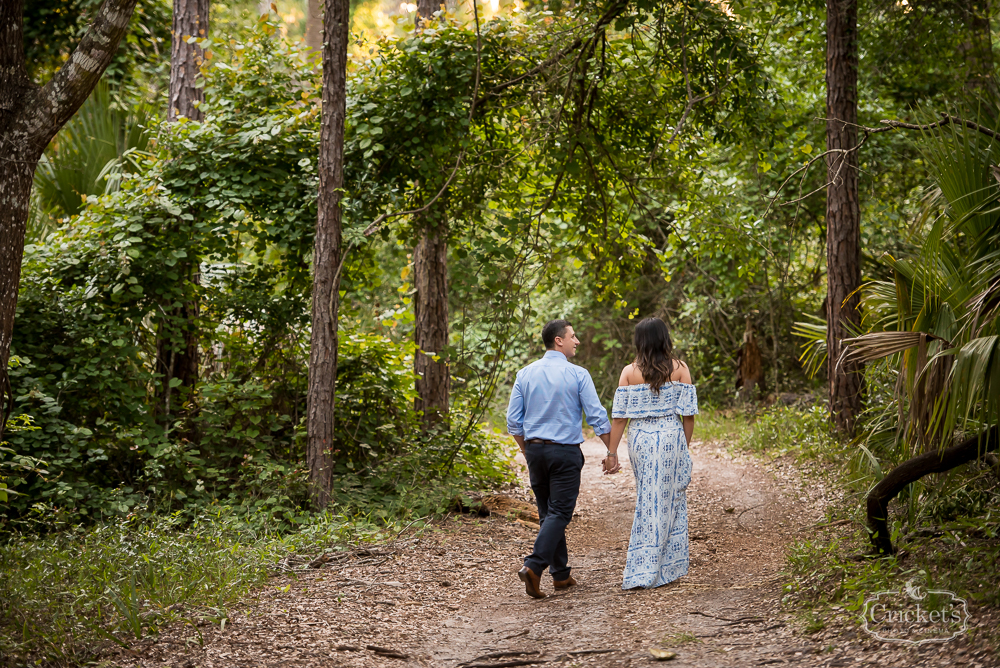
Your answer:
[683,415,694,446]
[603,365,633,474]
[676,361,695,445]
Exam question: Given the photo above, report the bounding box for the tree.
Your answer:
[159,0,210,413]
[0,0,138,440]
[307,0,350,507]
[168,0,209,122]
[825,0,863,433]
[412,0,450,428]
[305,0,322,52]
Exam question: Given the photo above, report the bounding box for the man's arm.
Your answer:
[578,370,611,437]
[506,374,526,454]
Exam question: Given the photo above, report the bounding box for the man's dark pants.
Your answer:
[523,441,584,581]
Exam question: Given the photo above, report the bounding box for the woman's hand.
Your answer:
[602,453,622,474]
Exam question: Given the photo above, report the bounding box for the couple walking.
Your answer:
[506,317,698,598]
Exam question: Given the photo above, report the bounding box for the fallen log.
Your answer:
[866,425,999,554]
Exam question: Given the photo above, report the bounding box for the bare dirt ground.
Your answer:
[118,437,1000,668]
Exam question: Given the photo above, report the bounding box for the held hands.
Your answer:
[602,452,622,475]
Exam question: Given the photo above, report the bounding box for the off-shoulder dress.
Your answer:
[612,382,699,589]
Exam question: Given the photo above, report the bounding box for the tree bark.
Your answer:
[417,0,438,21]
[0,0,138,440]
[409,0,450,430]
[825,0,863,434]
[305,0,322,52]
[168,0,209,122]
[867,426,1000,554]
[160,0,209,409]
[307,0,349,508]
[414,224,450,426]
[735,317,762,401]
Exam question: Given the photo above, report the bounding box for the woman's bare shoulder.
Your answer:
[670,359,693,384]
[618,363,643,387]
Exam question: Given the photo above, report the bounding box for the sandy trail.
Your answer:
[122,437,995,668]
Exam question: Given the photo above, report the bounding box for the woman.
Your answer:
[604,317,697,590]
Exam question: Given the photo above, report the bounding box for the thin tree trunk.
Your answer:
[168,0,209,122]
[161,0,209,410]
[305,0,322,52]
[414,224,450,426]
[307,0,349,508]
[825,0,863,434]
[0,0,138,440]
[410,1,450,430]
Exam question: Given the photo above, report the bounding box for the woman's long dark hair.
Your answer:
[634,317,675,393]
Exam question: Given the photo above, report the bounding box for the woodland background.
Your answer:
[1,0,1000,662]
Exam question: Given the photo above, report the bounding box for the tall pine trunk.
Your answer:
[0,0,139,440]
[414,223,450,426]
[412,2,450,429]
[159,0,210,417]
[307,0,350,508]
[168,0,208,122]
[825,0,863,433]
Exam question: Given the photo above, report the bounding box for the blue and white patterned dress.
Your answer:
[613,382,699,589]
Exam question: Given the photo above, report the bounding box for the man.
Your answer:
[506,319,611,599]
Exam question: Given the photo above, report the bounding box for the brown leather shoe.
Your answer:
[553,575,577,590]
[518,566,545,599]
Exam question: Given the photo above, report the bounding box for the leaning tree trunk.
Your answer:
[825,0,863,434]
[168,0,208,122]
[867,426,1000,554]
[0,0,139,440]
[414,223,450,427]
[306,0,350,508]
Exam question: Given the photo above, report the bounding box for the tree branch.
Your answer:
[33,0,139,148]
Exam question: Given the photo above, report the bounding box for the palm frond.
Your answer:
[840,331,951,366]
[33,82,152,218]
[791,315,827,379]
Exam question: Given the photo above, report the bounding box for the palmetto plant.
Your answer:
[822,115,1000,553]
[32,83,151,228]
[842,117,1000,452]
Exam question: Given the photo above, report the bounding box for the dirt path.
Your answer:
[125,437,997,668]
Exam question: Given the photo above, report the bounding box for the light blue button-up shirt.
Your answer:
[506,350,611,443]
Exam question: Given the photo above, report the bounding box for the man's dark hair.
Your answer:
[542,319,573,349]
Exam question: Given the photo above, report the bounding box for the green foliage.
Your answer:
[0,508,396,663]
[689,409,741,444]
[22,0,172,99]
[845,113,1000,466]
[33,82,152,222]
[740,404,842,462]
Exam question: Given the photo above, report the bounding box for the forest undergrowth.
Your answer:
[736,406,1000,638]
[0,434,516,664]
